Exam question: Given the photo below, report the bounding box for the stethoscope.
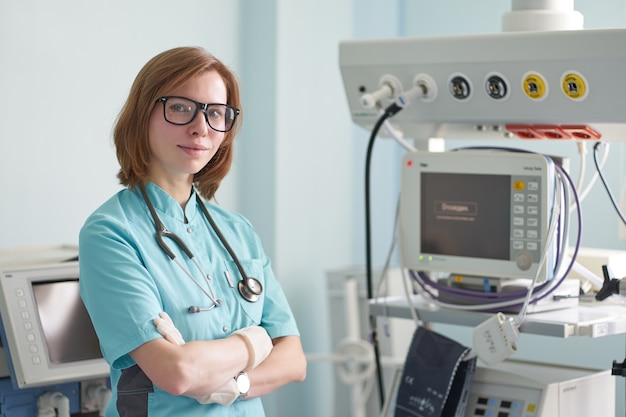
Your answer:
[139,185,263,313]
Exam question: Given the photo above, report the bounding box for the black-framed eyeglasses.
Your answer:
[157,96,240,132]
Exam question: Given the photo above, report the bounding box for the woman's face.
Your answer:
[147,70,228,187]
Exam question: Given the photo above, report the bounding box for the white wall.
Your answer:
[0,0,240,249]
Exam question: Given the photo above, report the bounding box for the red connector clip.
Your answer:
[506,124,601,140]
[505,124,543,139]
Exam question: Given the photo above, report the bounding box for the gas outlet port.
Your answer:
[485,73,509,100]
[449,74,472,100]
[561,71,588,101]
[414,73,438,102]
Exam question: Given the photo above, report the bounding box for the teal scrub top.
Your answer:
[79,183,300,417]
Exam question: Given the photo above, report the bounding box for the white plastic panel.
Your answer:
[340,28,626,141]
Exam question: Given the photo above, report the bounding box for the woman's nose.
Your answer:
[189,110,210,135]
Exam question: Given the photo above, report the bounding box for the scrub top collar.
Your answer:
[137,182,201,223]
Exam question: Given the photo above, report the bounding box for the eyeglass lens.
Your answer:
[161,97,237,132]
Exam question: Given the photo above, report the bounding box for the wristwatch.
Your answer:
[234,371,250,399]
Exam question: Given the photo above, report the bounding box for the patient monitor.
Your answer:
[0,261,109,388]
[399,149,558,285]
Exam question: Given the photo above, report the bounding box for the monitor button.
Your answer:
[515,251,533,271]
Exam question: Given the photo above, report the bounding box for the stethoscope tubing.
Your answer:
[139,184,262,305]
[195,196,262,302]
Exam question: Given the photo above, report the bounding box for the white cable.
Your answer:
[575,141,587,193]
[413,254,566,311]
[618,142,626,197]
[413,269,564,312]
[375,104,416,152]
[401,267,421,326]
[373,83,430,152]
[569,258,604,290]
[571,141,610,211]
[374,195,403,300]
[516,166,566,325]
[373,195,421,328]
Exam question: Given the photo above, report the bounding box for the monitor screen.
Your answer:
[0,262,109,388]
[421,172,511,261]
[400,150,556,283]
[32,280,102,364]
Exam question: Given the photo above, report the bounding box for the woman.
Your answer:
[79,46,306,417]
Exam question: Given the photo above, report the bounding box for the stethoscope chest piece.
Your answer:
[238,277,263,303]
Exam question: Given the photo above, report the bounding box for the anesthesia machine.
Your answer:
[337,10,626,417]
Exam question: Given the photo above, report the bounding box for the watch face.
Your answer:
[236,372,250,395]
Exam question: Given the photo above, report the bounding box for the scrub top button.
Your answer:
[223,326,229,333]
[187,227,192,233]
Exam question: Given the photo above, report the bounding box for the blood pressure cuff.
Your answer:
[394,327,476,417]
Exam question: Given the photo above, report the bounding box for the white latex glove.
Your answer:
[153,312,185,345]
[196,378,239,405]
[153,312,238,405]
[231,326,273,371]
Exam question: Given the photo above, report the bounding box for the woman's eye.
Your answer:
[171,103,193,113]
[208,109,223,119]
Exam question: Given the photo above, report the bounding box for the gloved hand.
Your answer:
[153,312,185,345]
[196,378,239,405]
[231,326,273,371]
[152,317,270,406]
[153,312,240,406]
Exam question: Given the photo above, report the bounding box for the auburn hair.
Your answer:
[113,46,241,200]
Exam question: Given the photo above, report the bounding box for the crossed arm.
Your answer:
[129,314,307,403]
